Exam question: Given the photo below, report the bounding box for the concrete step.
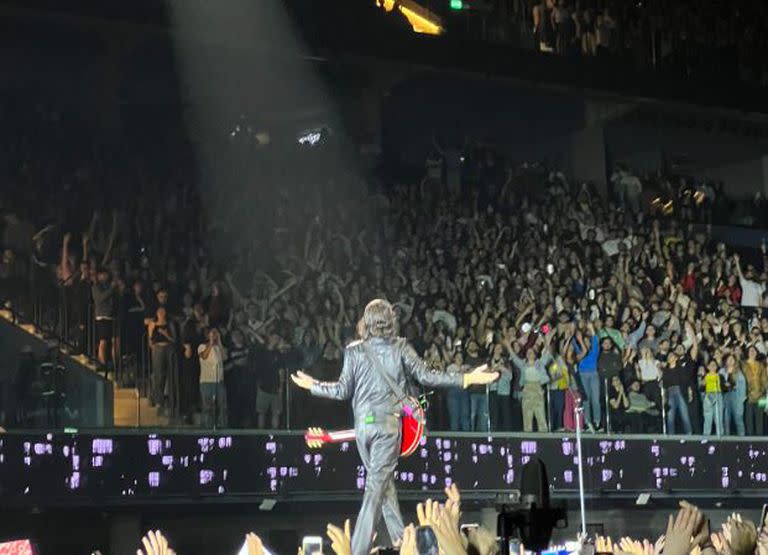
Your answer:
[113,386,169,427]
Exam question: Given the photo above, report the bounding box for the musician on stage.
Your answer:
[291,299,498,555]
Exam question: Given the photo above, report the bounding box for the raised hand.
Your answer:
[137,530,175,555]
[720,514,757,555]
[678,501,708,549]
[756,514,768,555]
[434,502,468,555]
[664,505,698,555]
[618,537,644,555]
[327,519,352,555]
[416,499,441,528]
[444,483,461,529]
[400,525,417,555]
[246,533,265,555]
[595,535,615,554]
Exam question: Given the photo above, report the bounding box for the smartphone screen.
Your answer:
[416,526,439,555]
[302,536,323,555]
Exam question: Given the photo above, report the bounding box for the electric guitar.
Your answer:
[304,395,426,457]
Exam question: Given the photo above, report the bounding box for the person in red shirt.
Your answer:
[715,274,742,306]
[680,262,697,295]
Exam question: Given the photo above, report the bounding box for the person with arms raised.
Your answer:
[291,299,497,555]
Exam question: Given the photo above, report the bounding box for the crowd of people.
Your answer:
[459,0,768,87]
[2,94,768,435]
[122,485,768,555]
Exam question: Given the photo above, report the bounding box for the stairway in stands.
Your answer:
[3,310,167,427]
[113,386,168,427]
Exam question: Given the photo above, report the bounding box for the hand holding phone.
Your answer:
[302,536,323,555]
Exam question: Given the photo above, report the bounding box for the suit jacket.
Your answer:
[311,336,462,421]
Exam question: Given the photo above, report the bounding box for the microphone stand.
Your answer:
[574,398,587,537]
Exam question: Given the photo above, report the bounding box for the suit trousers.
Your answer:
[352,414,404,555]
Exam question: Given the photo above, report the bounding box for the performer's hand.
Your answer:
[291,370,316,390]
[463,364,499,388]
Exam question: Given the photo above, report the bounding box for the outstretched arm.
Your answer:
[402,342,462,388]
[293,348,355,400]
[402,341,497,388]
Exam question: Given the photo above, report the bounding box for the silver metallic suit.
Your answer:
[311,336,462,555]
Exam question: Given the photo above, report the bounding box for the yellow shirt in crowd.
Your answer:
[704,372,722,394]
[549,359,569,390]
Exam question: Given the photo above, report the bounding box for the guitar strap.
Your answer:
[362,340,415,415]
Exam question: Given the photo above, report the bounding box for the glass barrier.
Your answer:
[0,310,112,428]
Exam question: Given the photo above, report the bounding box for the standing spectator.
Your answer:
[743,346,767,436]
[465,340,489,432]
[92,268,116,372]
[224,329,250,427]
[552,0,577,56]
[198,327,227,427]
[179,307,204,423]
[147,306,176,413]
[662,351,694,435]
[723,354,746,436]
[205,281,231,330]
[597,337,622,407]
[580,9,596,55]
[488,344,513,431]
[532,0,555,53]
[254,332,287,430]
[637,346,662,410]
[509,333,552,432]
[701,359,725,437]
[446,352,470,431]
[547,339,569,432]
[595,8,616,55]
[67,259,91,355]
[571,325,601,431]
[734,254,765,310]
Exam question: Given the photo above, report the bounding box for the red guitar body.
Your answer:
[305,396,426,457]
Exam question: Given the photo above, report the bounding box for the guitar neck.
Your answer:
[323,429,356,443]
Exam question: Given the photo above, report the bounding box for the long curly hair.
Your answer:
[357,298,399,340]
